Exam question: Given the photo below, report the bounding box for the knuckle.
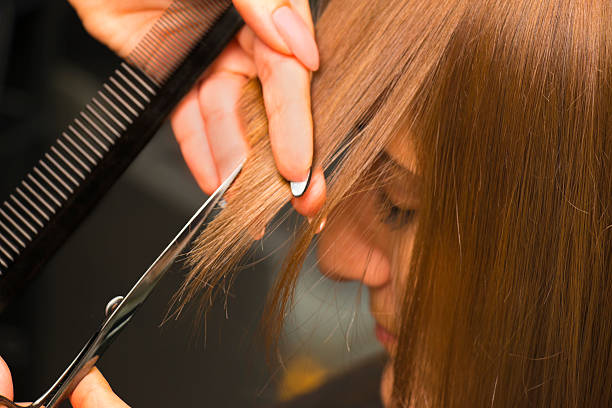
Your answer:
[256,55,275,84]
[199,80,238,120]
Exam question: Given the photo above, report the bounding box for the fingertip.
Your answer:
[249,226,266,240]
[0,356,13,401]
[274,143,313,185]
[70,367,107,408]
[271,6,319,71]
[70,367,128,408]
[233,0,292,55]
[234,1,319,70]
[291,167,326,217]
[290,168,311,197]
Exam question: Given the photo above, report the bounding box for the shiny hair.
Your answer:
[177,0,612,405]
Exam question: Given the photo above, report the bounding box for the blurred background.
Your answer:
[0,1,382,406]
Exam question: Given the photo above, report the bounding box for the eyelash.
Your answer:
[377,189,416,229]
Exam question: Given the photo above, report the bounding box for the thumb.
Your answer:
[70,368,129,408]
[0,357,13,401]
[233,0,319,70]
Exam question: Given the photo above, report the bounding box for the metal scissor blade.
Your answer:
[105,159,244,327]
[26,160,244,408]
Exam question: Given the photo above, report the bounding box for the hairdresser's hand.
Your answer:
[171,0,326,219]
[0,356,129,408]
[68,0,326,218]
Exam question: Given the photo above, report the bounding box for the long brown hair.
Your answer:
[177,0,612,406]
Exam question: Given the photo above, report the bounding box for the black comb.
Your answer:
[0,0,244,310]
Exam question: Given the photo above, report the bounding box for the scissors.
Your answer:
[0,162,244,408]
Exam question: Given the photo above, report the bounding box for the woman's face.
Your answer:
[317,135,420,407]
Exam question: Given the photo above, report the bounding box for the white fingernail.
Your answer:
[290,169,311,197]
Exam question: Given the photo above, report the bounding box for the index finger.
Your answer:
[233,0,319,70]
[70,367,129,408]
[0,357,13,401]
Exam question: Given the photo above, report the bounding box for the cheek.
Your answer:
[388,225,417,291]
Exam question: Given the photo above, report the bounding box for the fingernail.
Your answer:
[290,169,312,197]
[307,216,326,234]
[272,6,320,71]
[316,217,326,233]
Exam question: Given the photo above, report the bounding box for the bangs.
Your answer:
[179,0,465,318]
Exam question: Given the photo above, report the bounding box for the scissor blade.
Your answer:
[106,160,244,328]
[33,162,245,408]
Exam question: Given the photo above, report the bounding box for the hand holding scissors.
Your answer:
[0,163,243,408]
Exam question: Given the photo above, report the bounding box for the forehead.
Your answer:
[384,130,419,175]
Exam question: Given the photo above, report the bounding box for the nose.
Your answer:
[317,218,391,288]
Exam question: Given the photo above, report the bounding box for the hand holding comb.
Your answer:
[0,0,321,309]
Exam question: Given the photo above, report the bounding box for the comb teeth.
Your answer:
[127,0,233,84]
[0,0,245,307]
[0,62,158,277]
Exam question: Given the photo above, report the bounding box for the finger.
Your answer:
[70,367,129,408]
[199,73,252,182]
[233,0,319,70]
[171,88,220,195]
[0,357,13,401]
[208,35,257,78]
[291,167,326,217]
[254,38,313,184]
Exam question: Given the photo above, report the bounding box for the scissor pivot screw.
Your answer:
[105,296,124,317]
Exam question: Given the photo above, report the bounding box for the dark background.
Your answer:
[0,1,381,407]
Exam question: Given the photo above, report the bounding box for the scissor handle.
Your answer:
[33,307,133,408]
[0,320,112,408]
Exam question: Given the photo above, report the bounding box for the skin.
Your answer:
[64,1,414,405]
[67,0,326,218]
[317,134,420,407]
[0,356,128,407]
[3,1,326,404]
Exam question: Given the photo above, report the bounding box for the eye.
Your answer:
[378,189,416,229]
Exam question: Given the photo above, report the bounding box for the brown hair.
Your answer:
[176,0,612,406]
